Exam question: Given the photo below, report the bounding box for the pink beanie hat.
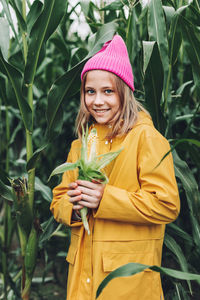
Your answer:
[81,35,135,92]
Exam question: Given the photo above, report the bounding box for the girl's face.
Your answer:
[84,70,121,125]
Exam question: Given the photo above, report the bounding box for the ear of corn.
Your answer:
[24,225,38,277]
[49,125,123,234]
[11,178,33,238]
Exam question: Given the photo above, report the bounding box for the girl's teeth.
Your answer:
[96,110,108,112]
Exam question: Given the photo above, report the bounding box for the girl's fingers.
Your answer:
[68,182,78,189]
[76,180,105,196]
[77,200,97,209]
[76,179,98,189]
[67,189,81,197]
[68,194,82,203]
[76,186,96,197]
[72,203,84,210]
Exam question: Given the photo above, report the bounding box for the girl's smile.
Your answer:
[84,70,121,125]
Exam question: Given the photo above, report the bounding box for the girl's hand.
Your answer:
[76,179,105,209]
[67,182,84,211]
[68,179,105,210]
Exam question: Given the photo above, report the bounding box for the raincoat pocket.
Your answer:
[66,233,79,265]
[102,251,154,272]
[100,252,155,299]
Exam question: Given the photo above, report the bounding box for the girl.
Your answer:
[50,35,180,300]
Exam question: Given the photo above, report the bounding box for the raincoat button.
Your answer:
[86,278,90,283]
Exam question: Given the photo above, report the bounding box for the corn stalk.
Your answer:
[2,104,9,300]
[1,83,14,300]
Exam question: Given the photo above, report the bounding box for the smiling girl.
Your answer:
[50,35,180,300]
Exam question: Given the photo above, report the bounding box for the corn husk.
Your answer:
[49,125,123,234]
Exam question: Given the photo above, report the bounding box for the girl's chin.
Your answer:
[92,113,115,125]
[94,118,113,125]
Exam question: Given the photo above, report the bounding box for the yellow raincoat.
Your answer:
[50,112,180,300]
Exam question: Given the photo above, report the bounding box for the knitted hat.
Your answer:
[81,35,135,91]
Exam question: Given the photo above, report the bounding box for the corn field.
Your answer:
[0,0,200,299]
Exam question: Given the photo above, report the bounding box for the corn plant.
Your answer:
[0,0,67,298]
[49,126,123,235]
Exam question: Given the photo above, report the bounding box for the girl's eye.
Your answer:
[105,89,113,94]
[86,89,95,95]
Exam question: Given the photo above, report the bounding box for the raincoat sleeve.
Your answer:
[50,142,82,227]
[94,132,180,225]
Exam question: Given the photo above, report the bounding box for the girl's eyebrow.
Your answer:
[85,85,114,89]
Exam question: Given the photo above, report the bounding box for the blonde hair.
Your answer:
[75,72,149,140]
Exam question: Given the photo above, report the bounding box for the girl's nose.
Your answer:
[93,93,104,105]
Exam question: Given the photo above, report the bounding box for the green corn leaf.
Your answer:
[126,7,138,65]
[96,262,200,298]
[35,177,52,203]
[0,49,33,131]
[166,223,194,248]
[100,0,125,11]
[82,168,108,184]
[176,80,193,96]
[80,0,98,33]
[26,0,43,34]
[0,75,7,105]
[0,179,14,202]
[187,4,200,26]
[90,22,118,57]
[173,151,200,249]
[39,216,61,249]
[168,9,183,66]
[0,0,18,41]
[163,6,175,25]
[48,161,79,182]
[46,59,86,140]
[143,41,166,134]
[24,0,67,85]
[0,17,10,60]
[9,0,27,31]
[26,143,49,171]
[148,0,169,90]
[189,213,200,250]
[173,139,200,148]
[181,18,200,94]
[174,283,191,300]
[154,138,200,169]
[70,47,89,68]
[173,151,199,214]
[164,234,192,294]
[96,148,123,170]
